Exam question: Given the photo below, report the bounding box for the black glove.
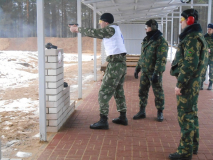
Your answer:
[151,73,159,83]
[134,68,140,79]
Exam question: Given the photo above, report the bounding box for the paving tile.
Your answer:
[204,153,213,160]
[37,63,213,160]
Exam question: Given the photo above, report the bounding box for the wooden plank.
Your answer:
[126,57,140,60]
[126,55,140,57]
[100,55,139,72]
[126,59,138,62]
[100,62,108,72]
[126,62,137,67]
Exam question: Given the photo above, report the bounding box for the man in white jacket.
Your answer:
[70,13,128,129]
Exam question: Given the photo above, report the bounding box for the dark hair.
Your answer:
[145,19,158,30]
[100,13,114,24]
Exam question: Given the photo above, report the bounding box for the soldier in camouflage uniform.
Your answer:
[200,23,213,90]
[169,9,208,160]
[69,13,128,129]
[133,19,168,122]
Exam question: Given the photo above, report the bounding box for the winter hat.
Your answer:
[100,13,114,24]
[208,23,213,29]
[181,9,198,23]
[145,19,158,30]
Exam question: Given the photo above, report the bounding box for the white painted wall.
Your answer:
[119,24,162,55]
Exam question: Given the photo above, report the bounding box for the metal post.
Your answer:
[178,6,182,43]
[206,0,213,83]
[165,15,168,41]
[0,139,1,159]
[170,12,174,63]
[37,0,46,141]
[208,0,212,23]
[161,17,163,33]
[191,0,193,8]
[77,0,82,99]
[93,3,97,81]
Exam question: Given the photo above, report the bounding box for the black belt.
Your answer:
[110,53,126,58]
[120,53,126,56]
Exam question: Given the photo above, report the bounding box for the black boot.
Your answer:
[90,114,109,129]
[157,110,164,122]
[207,80,212,90]
[200,82,203,90]
[112,112,128,125]
[133,107,146,120]
[169,152,192,160]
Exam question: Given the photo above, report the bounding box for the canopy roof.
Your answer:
[81,0,199,23]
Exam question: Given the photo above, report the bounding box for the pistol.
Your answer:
[69,23,78,26]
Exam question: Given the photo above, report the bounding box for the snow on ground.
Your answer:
[0,50,101,158]
[0,98,38,113]
[0,51,100,90]
[0,47,176,116]
[0,50,100,112]
[2,47,207,158]
[0,51,38,90]
[16,151,32,158]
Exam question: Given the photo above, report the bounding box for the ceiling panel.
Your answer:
[81,0,198,23]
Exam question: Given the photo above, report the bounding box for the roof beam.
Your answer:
[117,14,167,23]
[169,0,176,4]
[82,0,110,4]
[96,2,154,12]
[96,3,208,12]
[112,6,174,17]
[134,0,138,10]
[121,9,171,16]
[111,0,120,12]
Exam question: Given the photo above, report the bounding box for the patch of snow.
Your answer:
[16,151,32,158]
[0,51,38,90]
[0,98,38,112]
[0,51,100,90]
[64,53,100,62]
[6,140,20,147]
[33,133,40,138]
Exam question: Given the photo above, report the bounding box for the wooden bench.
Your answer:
[100,55,140,72]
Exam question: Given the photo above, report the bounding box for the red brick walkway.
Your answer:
[37,63,213,160]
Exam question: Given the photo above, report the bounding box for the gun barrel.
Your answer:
[69,23,78,26]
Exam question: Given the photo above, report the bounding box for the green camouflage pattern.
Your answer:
[170,29,208,156]
[98,54,127,115]
[136,31,168,110]
[139,72,164,110]
[78,24,127,115]
[78,24,116,39]
[135,33,168,74]
[201,33,213,82]
[170,32,208,88]
[205,33,213,60]
[176,77,200,157]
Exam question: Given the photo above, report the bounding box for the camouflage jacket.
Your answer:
[204,33,213,60]
[78,23,117,39]
[170,23,208,89]
[136,30,168,74]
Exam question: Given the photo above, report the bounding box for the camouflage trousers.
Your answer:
[138,72,164,110]
[176,77,200,157]
[98,54,127,116]
[201,59,213,82]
